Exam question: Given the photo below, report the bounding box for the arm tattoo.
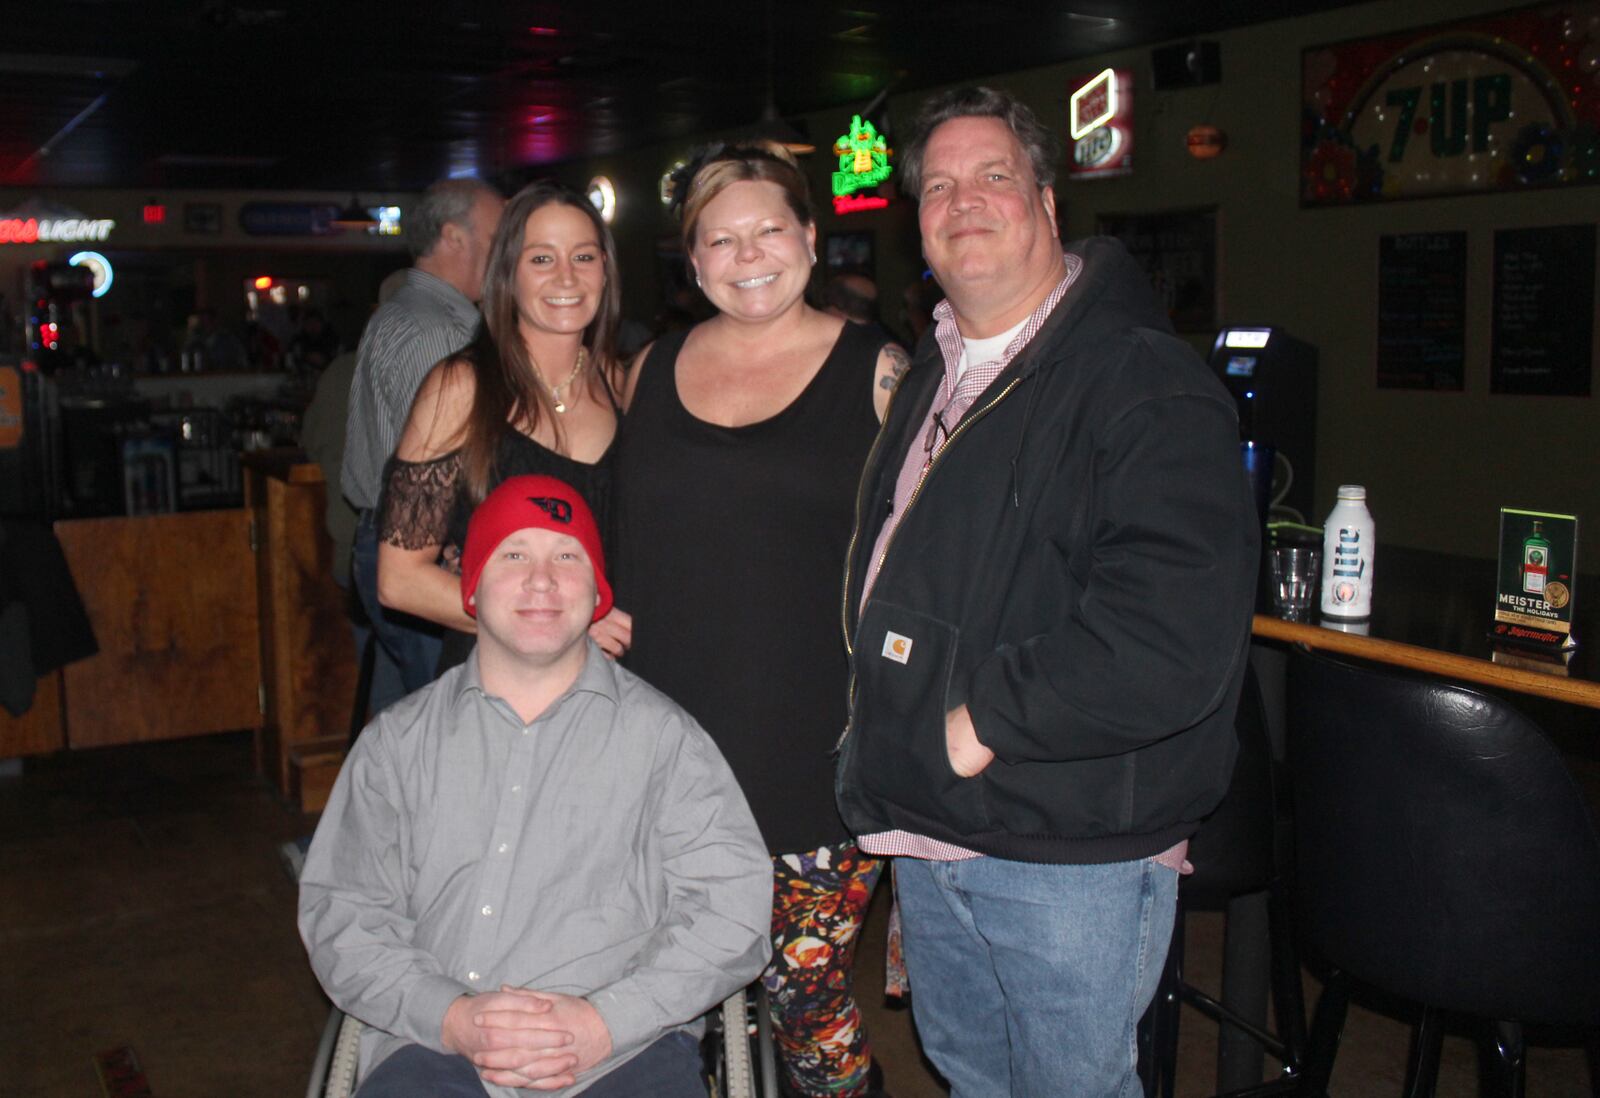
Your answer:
[878,345,912,391]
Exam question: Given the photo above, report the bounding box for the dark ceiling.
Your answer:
[4,0,1362,192]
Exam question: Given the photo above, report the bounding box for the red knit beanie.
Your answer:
[459,475,612,622]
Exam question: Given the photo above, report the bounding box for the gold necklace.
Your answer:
[532,347,588,413]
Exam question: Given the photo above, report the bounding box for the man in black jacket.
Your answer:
[836,86,1258,1096]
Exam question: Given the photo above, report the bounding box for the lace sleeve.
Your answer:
[378,452,463,550]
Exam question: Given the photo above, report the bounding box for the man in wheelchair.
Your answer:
[300,476,772,1097]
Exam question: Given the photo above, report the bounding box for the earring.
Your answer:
[809,251,817,266]
[695,273,702,288]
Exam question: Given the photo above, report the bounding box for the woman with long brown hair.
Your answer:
[378,180,631,669]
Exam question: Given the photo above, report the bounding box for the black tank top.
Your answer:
[614,321,886,854]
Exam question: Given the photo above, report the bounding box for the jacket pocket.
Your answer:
[846,601,988,832]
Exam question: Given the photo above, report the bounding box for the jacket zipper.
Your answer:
[836,376,1025,751]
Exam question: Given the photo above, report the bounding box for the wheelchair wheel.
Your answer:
[715,987,757,1098]
[705,983,780,1098]
[305,1008,362,1098]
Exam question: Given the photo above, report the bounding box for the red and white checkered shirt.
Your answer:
[857,255,1189,874]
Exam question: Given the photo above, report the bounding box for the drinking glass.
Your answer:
[1268,545,1319,621]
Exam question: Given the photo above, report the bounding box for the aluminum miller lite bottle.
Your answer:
[1320,485,1374,621]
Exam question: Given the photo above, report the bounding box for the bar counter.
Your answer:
[1252,544,1598,709]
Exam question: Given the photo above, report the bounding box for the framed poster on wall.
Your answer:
[1096,207,1217,332]
[1302,3,1600,206]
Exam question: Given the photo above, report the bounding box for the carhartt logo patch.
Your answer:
[528,496,573,523]
[881,631,913,665]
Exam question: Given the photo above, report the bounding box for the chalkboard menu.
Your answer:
[1376,232,1466,390]
[1491,225,1596,397]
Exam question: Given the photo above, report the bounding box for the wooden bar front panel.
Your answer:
[246,460,359,795]
[0,671,66,758]
[55,511,262,747]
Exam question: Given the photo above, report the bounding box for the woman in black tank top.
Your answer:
[378,181,632,676]
[615,143,908,1098]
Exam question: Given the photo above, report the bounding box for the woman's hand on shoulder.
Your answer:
[871,342,913,423]
[396,356,476,461]
[589,606,633,659]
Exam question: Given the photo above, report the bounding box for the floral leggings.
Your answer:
[764,842,884,1097]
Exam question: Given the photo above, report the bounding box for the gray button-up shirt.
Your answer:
[340,268,481,510]
[298,642,772,1095]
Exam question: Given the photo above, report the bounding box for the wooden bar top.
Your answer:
[1252,614,1600,709]
[1251,544,1598,710]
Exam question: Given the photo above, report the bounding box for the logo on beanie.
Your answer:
[529,496,573,524]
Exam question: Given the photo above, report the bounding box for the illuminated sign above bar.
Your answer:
[1070,69,1119,140]
[834,194,890,214]
[0,217,115,244]
[1067,68,1134,181]
[832,115,891,195]
[69,250,114,298]
[832,114,893,215]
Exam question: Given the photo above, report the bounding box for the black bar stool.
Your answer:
[1140,662,1308,1096]
[1282,649,1600,1097]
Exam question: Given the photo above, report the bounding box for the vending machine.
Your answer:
[1209,327,1317,523]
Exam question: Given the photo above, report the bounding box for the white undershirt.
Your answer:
[956,315,1032,382]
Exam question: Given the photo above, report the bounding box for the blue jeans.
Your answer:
[352,511,442,713]
[355,1031,705,1098]
[894,854,1178,1098]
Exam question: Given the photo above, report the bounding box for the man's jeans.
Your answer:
[352,511,442,713]
[894,853,1178,1098]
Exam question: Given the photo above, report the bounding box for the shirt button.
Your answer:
[467,971,480,982]
[481,905,493,916]
[497,842,509,853]
[511,785,521,793]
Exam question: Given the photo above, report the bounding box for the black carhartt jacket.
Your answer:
[837,236,1259,864]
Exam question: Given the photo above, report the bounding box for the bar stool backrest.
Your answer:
[1287,650,1600,1026]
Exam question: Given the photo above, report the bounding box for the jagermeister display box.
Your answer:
[1492,508,1579,650]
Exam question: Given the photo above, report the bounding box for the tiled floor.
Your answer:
[1,731,1594,1097]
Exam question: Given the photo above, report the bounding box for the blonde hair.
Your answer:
[679,140,816,251]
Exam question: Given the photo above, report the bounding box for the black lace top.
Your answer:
[377,377,620,677]
[379,428,617,575]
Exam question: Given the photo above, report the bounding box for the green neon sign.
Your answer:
[831,115,892,198]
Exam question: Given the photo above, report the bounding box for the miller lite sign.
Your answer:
[1068,68,1134,181]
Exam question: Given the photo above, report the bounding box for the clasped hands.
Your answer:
[443,986,612,1091]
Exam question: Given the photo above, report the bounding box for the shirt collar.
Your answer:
[448,638,622,716]
[932,252,1082,382]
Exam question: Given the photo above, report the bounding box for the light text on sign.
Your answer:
[833,194,890,214]
[0,218,116,244]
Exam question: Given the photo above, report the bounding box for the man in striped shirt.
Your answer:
[342,178,505,709]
